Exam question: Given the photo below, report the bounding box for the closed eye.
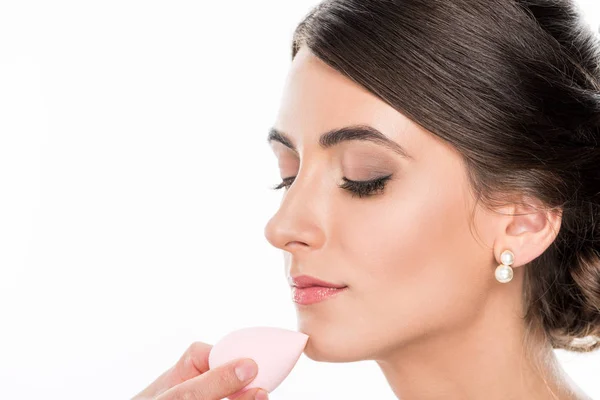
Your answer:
[271,174,393,198]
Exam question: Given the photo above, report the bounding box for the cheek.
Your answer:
[341,176,475,290]
[303,181,487,362]
[337,164,491,337]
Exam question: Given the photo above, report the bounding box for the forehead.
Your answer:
[274,46,414,148]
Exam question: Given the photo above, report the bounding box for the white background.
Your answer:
[0,1,598,399]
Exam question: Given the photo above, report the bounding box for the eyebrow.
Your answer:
[266,124,411,159]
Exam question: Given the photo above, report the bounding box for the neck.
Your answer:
[374,290,586,400]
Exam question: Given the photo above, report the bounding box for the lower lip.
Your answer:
[292,286,348,305]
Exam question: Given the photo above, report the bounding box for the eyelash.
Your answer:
[271,174,393,198]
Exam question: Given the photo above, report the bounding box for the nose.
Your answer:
[263,176,326,253]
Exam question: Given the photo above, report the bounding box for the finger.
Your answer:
[171,342,213,383]
[155,358,259,400]
[131,367,177,399]
[231,387,269,400]
[130,342,215,400]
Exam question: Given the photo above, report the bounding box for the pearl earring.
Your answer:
[495,250,514,283]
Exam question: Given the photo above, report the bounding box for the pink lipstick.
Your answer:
[289,275,348,305]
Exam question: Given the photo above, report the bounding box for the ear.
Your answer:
[493,197,562,268]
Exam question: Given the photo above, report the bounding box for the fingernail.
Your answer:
[234,359,257,381]
[255,389,269,400]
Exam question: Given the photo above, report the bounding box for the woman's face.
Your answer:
[264,46,500,362]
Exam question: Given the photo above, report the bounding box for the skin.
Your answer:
[131,342,269,400]
[263,46,591,400]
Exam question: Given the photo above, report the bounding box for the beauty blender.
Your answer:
[208,326,309,398]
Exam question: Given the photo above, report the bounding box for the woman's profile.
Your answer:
[133,0,600,399]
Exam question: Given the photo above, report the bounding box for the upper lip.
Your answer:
[289,274,347,289]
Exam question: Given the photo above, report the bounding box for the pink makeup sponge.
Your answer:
[208,326,309,397]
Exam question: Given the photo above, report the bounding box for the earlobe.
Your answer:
[495,199,562,269]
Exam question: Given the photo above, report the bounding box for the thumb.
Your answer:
[155,358,259,400]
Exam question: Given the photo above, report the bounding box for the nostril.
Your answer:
[285,241,310,252]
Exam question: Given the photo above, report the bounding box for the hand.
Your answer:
[131,341,269,400]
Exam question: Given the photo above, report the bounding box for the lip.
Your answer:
[291,286,348,305]
[288,274,348,306]
[289,274,347,289]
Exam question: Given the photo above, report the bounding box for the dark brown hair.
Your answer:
[291,0,600,352]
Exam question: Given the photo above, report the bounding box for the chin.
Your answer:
[297,314,419,363]
[302,335,363,362]
[298,323,379,362]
